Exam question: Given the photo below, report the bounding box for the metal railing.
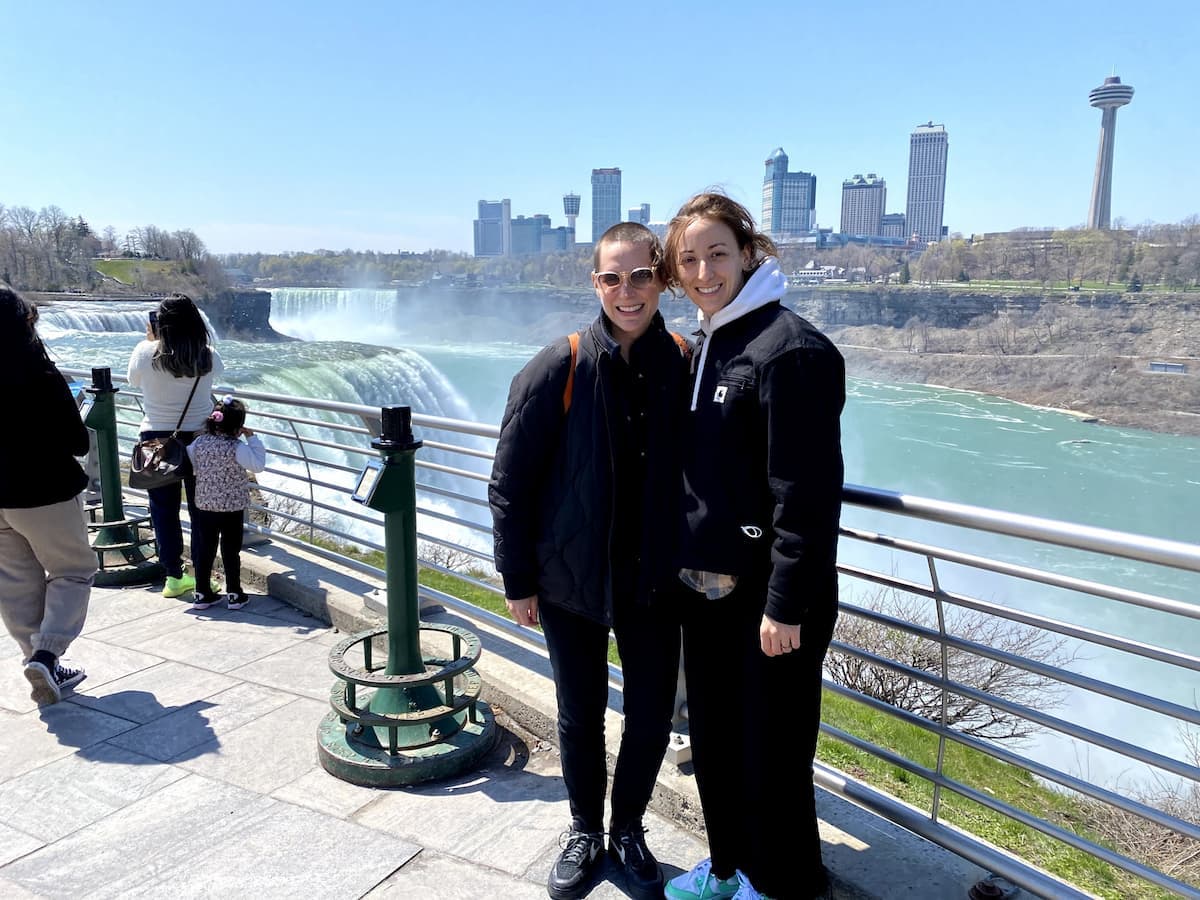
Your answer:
[67,369,1200,899]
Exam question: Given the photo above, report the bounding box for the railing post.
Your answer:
[83,366,160,584]
[317,405,496,786]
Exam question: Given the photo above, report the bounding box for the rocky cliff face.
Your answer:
[200,289,291,342]
[790,286,1198,331]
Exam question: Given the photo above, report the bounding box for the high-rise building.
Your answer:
[591,168,622,241]
[510,215,553,256]
[840,174,887,236]
[762,148,816,239]
[562,192,580,241]
[627,203,650,225]
[473,199,511,257]
[1087,75,1135,230]
[906,123,949,244]
[880,213,907,239]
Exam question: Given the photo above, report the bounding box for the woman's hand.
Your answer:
[240,427,255,438]
[506,595,539,626]
[760,613,801,657]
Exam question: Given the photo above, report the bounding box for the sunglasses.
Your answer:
[594,267,656,289]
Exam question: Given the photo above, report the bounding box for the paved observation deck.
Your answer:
[0,539,1006,899]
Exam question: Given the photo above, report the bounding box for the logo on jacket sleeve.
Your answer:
[740,525,763,539]
[713,385,728,403]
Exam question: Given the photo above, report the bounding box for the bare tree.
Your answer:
[827,587,1075,742]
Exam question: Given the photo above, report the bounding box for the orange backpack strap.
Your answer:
[563,332,580,413]
[670,331,693,361]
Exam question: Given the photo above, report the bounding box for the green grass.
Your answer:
[94,258,177,284]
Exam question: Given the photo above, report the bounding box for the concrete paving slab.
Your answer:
[84,606,198,651]
[78,586,177,635]
[106,681,297,762]
[226,635,340,701]
[135,614,310,673]
[0,822,42,867]
[0,744,186,842]
[0,873,44,898]
[270,764,383,819]
[353,759,572,876]
[171,697,326,793]
[363,848,549,899]
[0,704,136,785]
[67,660,239,723]
[0,773,420,899]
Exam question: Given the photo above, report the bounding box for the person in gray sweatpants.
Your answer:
[0,285,96,705]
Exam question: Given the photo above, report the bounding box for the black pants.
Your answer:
[141,430,196,580]
[676,576,835,899]
[191,509,245,598]
[538,594,681,833]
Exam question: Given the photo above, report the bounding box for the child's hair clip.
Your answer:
[221,394,235,406]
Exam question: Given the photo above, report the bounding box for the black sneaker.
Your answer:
[547,828,603,899]
[608,822,663,900]
[23,660,86,706]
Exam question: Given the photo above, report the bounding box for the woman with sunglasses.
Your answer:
[490,222,689,900]
[662,193,844,900]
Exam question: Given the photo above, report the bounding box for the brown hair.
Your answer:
[592,221,664,273]
[662,192,778,291]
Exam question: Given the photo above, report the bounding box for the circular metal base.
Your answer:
[95,559,164,587]
[316,701,497,787]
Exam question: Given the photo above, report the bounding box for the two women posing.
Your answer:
[490,193,844,900]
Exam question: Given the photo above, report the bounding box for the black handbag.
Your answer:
[128,378,200,490]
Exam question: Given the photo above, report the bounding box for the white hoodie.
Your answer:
[689,257,788,411]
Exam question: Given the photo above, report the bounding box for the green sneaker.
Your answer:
[163,573,196,598]
[665,858,740,900]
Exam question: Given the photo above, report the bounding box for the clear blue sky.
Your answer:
[3,1,1196,254]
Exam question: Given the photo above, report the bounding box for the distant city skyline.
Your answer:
[1,3,1194,254]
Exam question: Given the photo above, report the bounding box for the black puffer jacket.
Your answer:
[679,259,845,628]
[489,312,689,626]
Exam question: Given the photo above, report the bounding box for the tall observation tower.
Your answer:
[1087,75,1134,230]
[562,192,580,240]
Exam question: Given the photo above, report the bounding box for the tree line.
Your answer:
[5,196,1198,295]
[0,201,223,294]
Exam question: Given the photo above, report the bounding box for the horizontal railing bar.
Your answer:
[844,483,1200,574]
[417,460,491,483]
[416,481,491,509]
[837,600,1200,727]
[419,438,496,462]
[841,564,1200,674]
[827,639,1200,782]
[412,506,493,537]
[414,531,493,565]
[841,525,1200,621]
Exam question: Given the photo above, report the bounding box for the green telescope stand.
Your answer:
[318,405,495,786]
[83,367,160,585]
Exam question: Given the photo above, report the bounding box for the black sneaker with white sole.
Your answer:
[608,822,663,900]
[547,828,604,899]
[23,660,86,706]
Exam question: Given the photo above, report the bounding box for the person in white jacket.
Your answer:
[127,293,224,599]
[662,193,844,900]
[185,396,266,611]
